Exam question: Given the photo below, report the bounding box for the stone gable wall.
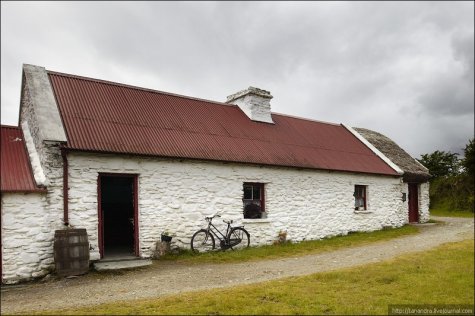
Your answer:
[1,73,67,284]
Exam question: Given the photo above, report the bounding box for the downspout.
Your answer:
[61,148,69,226]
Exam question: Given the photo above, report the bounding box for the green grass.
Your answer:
[42,239,474,315]
[430,208,474,218]
[160,225,419,264]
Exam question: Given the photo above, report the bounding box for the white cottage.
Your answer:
[1,64,430,284]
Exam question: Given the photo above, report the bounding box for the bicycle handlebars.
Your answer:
[205,213,235,224]
[205,213,221,220]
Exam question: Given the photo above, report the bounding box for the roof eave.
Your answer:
[1,187,47,194]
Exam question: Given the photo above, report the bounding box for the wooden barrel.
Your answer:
[54,229,90,277]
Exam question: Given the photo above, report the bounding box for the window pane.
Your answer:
[253,185,261,200]
[243,200,262,218]
[243,183,265,219]
[243,185,252,199]
[354,185,366,210]
[355,186,364,198]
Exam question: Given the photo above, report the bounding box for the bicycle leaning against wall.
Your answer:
[190,213,250,253]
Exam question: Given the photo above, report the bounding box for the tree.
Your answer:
[422,141,474,213]
[461,139,474,178]
[418,150,460,179]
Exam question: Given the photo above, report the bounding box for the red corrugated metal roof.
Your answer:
[48,71,398,176]
[1,126,44,192]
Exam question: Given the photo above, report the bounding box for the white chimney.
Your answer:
[226,87,274,124]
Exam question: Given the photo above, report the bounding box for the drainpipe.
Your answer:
[61,148,69,226]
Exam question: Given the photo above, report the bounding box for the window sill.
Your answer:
[242,218,272,224]
[354,210,372,214]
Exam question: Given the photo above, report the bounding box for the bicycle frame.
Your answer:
[204,219,232,244]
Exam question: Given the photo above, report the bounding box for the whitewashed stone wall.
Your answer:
[419,182,430,222]
[1,193,52,284]
[1,71,69,284]
[66,152,408,259]
[21,69,66,228]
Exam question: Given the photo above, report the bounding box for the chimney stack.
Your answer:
[226,87,274,124]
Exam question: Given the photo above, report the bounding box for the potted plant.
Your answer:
[161,231,173,242]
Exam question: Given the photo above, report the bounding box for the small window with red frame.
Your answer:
[243,183,265,219]
[354,185,367,210]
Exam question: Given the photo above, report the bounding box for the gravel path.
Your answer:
[1,216,473,314]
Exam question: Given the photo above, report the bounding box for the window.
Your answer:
[243,183,265,219]
[354,185,367,210]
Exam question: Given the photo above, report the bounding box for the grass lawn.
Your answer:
[44,239,474,315]
[159,224,419,264]
[430,208,474,218]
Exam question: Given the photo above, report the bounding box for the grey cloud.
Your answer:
[414,30,474,119]
[1,1,473,158]
[452,31,475,83]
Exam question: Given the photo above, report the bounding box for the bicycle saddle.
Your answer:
[205,214,221,222]
[222,219,233,224]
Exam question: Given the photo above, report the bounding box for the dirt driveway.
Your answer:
[1,216,473,314]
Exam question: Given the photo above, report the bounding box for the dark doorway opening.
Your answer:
[99,175,137,259]
[408,183,419,223]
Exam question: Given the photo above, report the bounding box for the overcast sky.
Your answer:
[1,1,473,158]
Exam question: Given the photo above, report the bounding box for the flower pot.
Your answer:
[161,234,172,242]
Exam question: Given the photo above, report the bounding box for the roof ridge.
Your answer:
[47,70,341,127]
[272,112,340,126]
[47,70,234,108]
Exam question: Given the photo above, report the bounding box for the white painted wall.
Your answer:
[1,193,52,284]
[20,74,66,235]
[419,182,430,222]
[66,152,409,260]
[1,69,68,284]
[1,149,429,284]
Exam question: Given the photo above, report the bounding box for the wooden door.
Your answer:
[408,183,419,223]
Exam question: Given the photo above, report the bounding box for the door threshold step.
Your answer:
[409,222,437,226]
[99,256,142,263]
[94,259,152,271]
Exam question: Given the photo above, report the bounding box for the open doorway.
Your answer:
[408,183,419,223]
[98,174,138,259]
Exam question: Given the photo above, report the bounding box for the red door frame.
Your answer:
[408,183,419,223]
[98,173,139,259]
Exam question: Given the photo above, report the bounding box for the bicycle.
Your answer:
[190,213,250,253]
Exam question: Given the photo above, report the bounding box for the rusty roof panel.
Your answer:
[48,71,398,176]
[1,126,44,192]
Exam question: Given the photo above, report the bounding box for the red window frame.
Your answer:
[354,185,367,210]
[243,182,265,219]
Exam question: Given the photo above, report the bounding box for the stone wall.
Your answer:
[66,152,408,260]
[1,193,52,284]
[419,182,430,222]
[2,148,419,284]
[0,67,69,284]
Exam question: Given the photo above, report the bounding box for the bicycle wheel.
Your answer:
[227,227,250,250]
[191,229,215,253]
